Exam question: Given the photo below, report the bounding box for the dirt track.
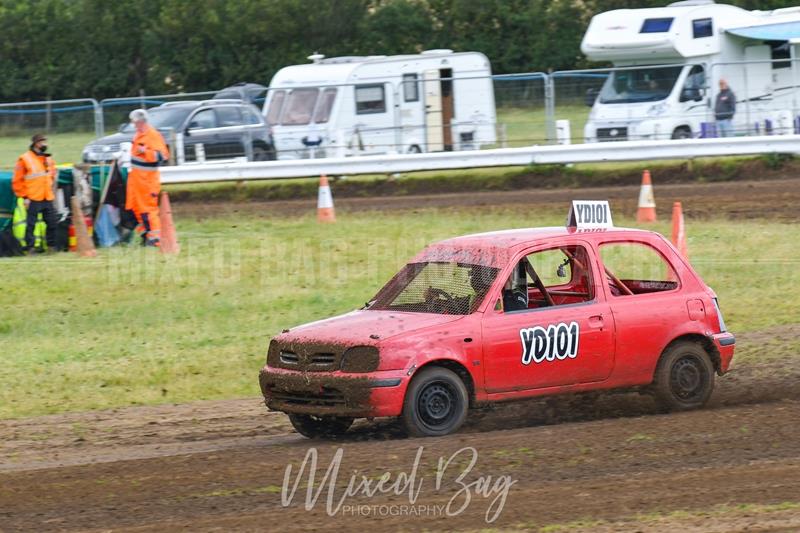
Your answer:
[175,177,800,221]
[1,325,799,532]
[3,178,800,532]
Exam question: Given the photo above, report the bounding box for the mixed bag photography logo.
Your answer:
[281,446,517,523]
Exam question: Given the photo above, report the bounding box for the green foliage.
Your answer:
[0,0,799,100]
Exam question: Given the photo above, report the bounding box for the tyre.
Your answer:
[653,341,715,411]
[252,145,275,161]
[407,144,422,154]
[671,127,692,140]
[288,414,354,439]
[402,367,469,437]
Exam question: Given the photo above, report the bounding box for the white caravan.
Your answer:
[263,50,496,159]
[581,0,800,141]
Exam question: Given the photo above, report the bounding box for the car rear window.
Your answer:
[599,241,679,296]
[368,262,499,315]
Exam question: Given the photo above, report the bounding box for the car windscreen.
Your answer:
[119,106,194,133]
[599,66,683,104]
[368,262,499,315]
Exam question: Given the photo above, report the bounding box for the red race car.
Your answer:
[259,201,735,438]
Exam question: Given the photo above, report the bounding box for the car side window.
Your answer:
[599,241,679,296]
[216,106,242,127]
[188,109,217,130]
[501,245,594,313]
[243,107,262,125]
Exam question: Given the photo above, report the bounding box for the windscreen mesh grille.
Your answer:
[369,262,499,315]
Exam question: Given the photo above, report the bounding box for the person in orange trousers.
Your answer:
[11,133,57,253]
[126,109,169,247]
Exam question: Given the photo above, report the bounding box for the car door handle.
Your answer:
[588,315,604,329]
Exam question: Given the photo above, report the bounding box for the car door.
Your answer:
[213,106,246,159]
[481,241,615,393]
[183,108,218,162]
[597,236,690,384]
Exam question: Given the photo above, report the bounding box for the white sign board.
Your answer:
[566,200,613,229]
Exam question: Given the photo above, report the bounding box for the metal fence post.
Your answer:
[91,99,103,138]
[244,126,253,161]
[544,73,556,144]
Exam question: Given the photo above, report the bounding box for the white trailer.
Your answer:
[580,0,800,141]
[262,50,497,159]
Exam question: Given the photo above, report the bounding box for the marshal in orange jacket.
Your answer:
[12,150,56,201]
[126,125,169,215]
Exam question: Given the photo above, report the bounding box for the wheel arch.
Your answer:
[658,333,722,378]
[671,125,693,138]
[413,359,477,407]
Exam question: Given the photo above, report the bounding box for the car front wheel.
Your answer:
[402,367,469,437]
[288,414,354,439]
[653,341,715,411]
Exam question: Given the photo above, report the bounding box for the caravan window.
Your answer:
[356,84,386,114]
[265,90,286,126]
[640,18,673,33]
[403,74,419,102]
[692,18,713,39]
[313,88,337,124]
[281,88,319,125]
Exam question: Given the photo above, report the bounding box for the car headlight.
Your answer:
[646,103,668,117]
[340,346,380,373]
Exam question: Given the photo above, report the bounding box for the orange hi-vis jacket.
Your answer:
[126,125,170,214]
[12,150,56,202]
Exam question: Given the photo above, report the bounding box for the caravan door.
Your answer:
[423,69,444,151]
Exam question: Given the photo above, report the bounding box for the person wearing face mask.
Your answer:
[11,133,57,253]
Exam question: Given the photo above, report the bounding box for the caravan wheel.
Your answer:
[407,144,422,154]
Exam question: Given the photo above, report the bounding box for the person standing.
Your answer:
[126,109,169,247]
[715,79,736,138]
[11,133,57,253]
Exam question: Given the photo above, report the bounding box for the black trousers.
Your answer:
[25,200,58,250]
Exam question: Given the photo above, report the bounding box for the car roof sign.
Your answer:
[566,200,614,229]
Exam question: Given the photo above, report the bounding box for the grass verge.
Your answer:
[0,206,797,418]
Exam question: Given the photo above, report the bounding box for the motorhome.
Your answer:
[581,1,800,141]
[263,50,497,159]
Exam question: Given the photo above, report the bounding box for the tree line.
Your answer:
[0,0,796,102]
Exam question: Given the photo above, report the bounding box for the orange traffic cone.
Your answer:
[671,201,688,259]
[159,191,180,254]
[317,174,336,223]
[636,169,657,223]
[70,196,96,257]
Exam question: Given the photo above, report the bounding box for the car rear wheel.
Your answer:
[253,145,276,161]
[671,127,692,140]
[402,367,468,437]
[288,414,354,439]
[653,341,715,411]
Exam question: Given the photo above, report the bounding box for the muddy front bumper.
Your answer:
[258,366,408,418]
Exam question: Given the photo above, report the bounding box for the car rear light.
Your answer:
[340,346,380,373]
[712,298,727,333]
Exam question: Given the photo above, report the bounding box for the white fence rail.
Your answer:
[160,135,800,184]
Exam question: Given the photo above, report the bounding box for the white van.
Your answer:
[263,50,497,159]
[581,1,800,141]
